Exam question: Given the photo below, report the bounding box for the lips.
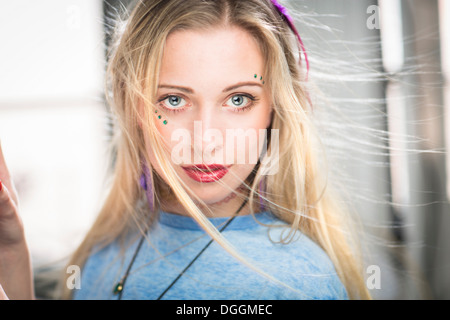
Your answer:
[181,164,231,183]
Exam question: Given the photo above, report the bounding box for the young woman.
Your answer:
[0,0,371,300]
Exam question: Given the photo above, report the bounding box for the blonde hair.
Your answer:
[65,0,371,300]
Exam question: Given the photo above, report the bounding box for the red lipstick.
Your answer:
[182,164,231,183]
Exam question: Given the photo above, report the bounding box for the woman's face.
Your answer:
[145,25,272,206]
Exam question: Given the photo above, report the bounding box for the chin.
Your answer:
[181,178,233,203]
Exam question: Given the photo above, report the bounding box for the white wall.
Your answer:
[0,0,108,271]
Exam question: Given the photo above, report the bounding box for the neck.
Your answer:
[159,186,258,218]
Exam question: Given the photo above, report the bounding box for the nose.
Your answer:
[192,103,224,164]
[197,102,218,131]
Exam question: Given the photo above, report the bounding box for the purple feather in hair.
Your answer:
[270,0,309,80]
[140,161,154,211]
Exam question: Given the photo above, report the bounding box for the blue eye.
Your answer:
[167,96,182,106]
[166,95,185,107]
[224,94,257,112]
[228,95,248,107]
[159,95,187,110]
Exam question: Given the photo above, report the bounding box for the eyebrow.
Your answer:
[157,82,263,94]
[158,84,194,94]
[223,82,263,92]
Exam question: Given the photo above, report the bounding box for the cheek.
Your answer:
[153,112,176,145]
[142,114,175,175]
[228,106,272,131]
[241,100,273,130]
[154,109,169,127]
[228,163,259,187]
[261,102,273,129]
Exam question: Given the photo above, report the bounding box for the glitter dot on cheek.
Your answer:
[154,110,168,125]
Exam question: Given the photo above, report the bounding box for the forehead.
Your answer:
[160,26,265,86]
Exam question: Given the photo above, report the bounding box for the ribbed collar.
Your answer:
[158,210,278,231]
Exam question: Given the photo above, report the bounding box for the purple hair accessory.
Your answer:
[271,0,309,81]
[140,161,154,211]
[139,173,147,190]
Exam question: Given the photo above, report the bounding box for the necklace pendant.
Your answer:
[113,281,124,295]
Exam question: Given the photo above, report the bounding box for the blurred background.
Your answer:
[0,0,448,299]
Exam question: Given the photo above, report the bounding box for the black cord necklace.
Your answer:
[113,198,249,300]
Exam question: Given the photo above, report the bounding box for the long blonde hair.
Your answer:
[65,0,371,300]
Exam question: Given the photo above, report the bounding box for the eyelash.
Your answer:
[156,93,259,113]
[226,94,259,113]
[157,94,188,113]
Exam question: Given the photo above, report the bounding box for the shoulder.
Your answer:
[225,213,349,300]
[72,236,138,300]
[264,233,348,299]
